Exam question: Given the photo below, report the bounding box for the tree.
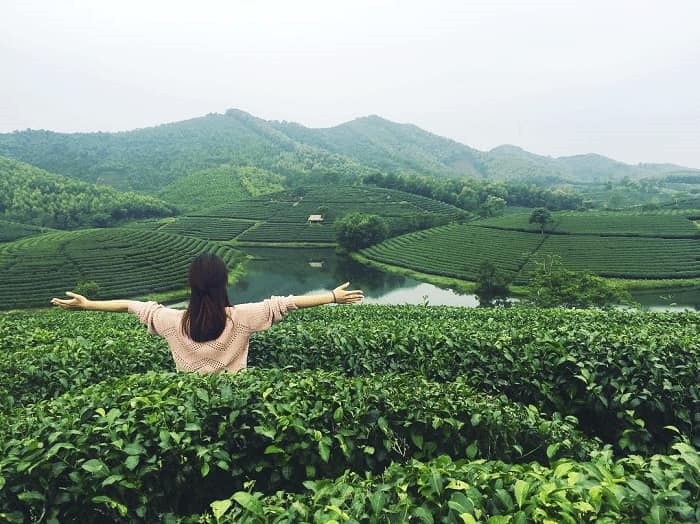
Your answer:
[335,213,388,251]
[529,208,553,234]
[74,280,101,299]
[477,196,506,218]
[525,256,633,308]
[474,261,510,307]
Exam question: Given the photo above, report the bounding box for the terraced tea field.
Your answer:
[476,210,700,237]
[186,186,463,244]
[0,228,241,309]
[0,306,697,521]
[362,210,700,283]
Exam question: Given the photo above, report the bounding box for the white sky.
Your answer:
[1,0,699,168]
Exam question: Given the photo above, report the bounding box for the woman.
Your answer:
[51,253,363,373]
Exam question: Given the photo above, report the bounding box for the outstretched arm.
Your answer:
[51,292,131,312]
[292,282,363,309]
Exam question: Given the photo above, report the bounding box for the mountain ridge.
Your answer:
[0,109,696,192]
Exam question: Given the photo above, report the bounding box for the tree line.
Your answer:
[364,172,584,215]
[0,156,176,229]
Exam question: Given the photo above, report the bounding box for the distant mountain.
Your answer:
[0,156,175,229]
[272,115,483,179]
[0,110,373,192]
[0,109,696,193]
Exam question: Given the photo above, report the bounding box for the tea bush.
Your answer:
[207,444,700,524]
[0,369,594,521]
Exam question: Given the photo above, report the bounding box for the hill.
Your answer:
[0,110,373,192]
[157,164,285,212]
[0,156,175,228]
[2,110,697,195]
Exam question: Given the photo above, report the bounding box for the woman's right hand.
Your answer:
[51,291,89,310]
[332,282,364,304]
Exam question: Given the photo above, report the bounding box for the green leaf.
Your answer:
[101,474,124,487]
[201,462,210,477]
[470,413,481,427]
[627,479,651,500]
[411,432,424,449]
[412,506,434,523]
[125,455,140,470]
[233,491,264,517]
[319,440,331,463]
[211,499,233,520]
[17,491,45,502]
[514,479,529,508]
[460,514,477,524]
[264,445,284,455]
[81,459,107,474]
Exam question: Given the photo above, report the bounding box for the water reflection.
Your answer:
[226,248,698,311]
[228,247,478,306]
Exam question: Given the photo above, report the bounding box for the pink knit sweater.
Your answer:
[128,296,297,373]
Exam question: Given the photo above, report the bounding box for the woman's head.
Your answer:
[182,253,231,342]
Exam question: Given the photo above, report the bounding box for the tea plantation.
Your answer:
[0,306,698,522]
[361,210,700,283]
[0,229,243,310]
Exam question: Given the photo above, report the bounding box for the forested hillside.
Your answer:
[2,109,698,197]
[0,156,175,228]
[0,110,372,191]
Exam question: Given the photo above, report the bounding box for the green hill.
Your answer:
[272,115,484,179]
[158,164,285,212]
[2,110,697,196]
[0,110,373,192]
[0,156,175,228]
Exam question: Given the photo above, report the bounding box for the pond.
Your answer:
[228,247,699,311]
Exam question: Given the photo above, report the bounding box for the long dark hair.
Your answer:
[182,253,231,342]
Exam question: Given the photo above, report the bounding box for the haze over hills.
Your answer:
[0,109,697,193]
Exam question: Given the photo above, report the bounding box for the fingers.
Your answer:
[336,282,350,290]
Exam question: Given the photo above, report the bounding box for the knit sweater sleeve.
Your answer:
[128,300,168,335]
[235,295,298,333]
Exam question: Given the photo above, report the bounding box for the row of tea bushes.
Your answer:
[203,444,700,524]
[1,306,698,453]
[0,369,595,522]
[249,306,700,453]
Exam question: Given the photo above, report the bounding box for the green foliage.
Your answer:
[0,228,242,309]
[478,195,506,218]
[211,446,700,523]
[0,111,373,192]
[361,224,542,284]
[474,261,510,307]
[157,217,256,241]
[525,256,633,308]
[0,369,593,520]
[0,305,698,521]
[335,213,389,251]
[362,217,700,284]
[158,165,284,212]
[74,280,100,299]
[478,209,700,238]
[529,207,553,233]
[191,186,459,244]
[0,219,49,242]
[365,171,584,211]
[0,156,176,229]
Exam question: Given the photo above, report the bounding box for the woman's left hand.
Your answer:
[332,282,364,304]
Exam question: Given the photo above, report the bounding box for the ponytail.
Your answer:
[182,254,231,342]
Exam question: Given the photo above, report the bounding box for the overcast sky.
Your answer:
[1,0,699,168]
